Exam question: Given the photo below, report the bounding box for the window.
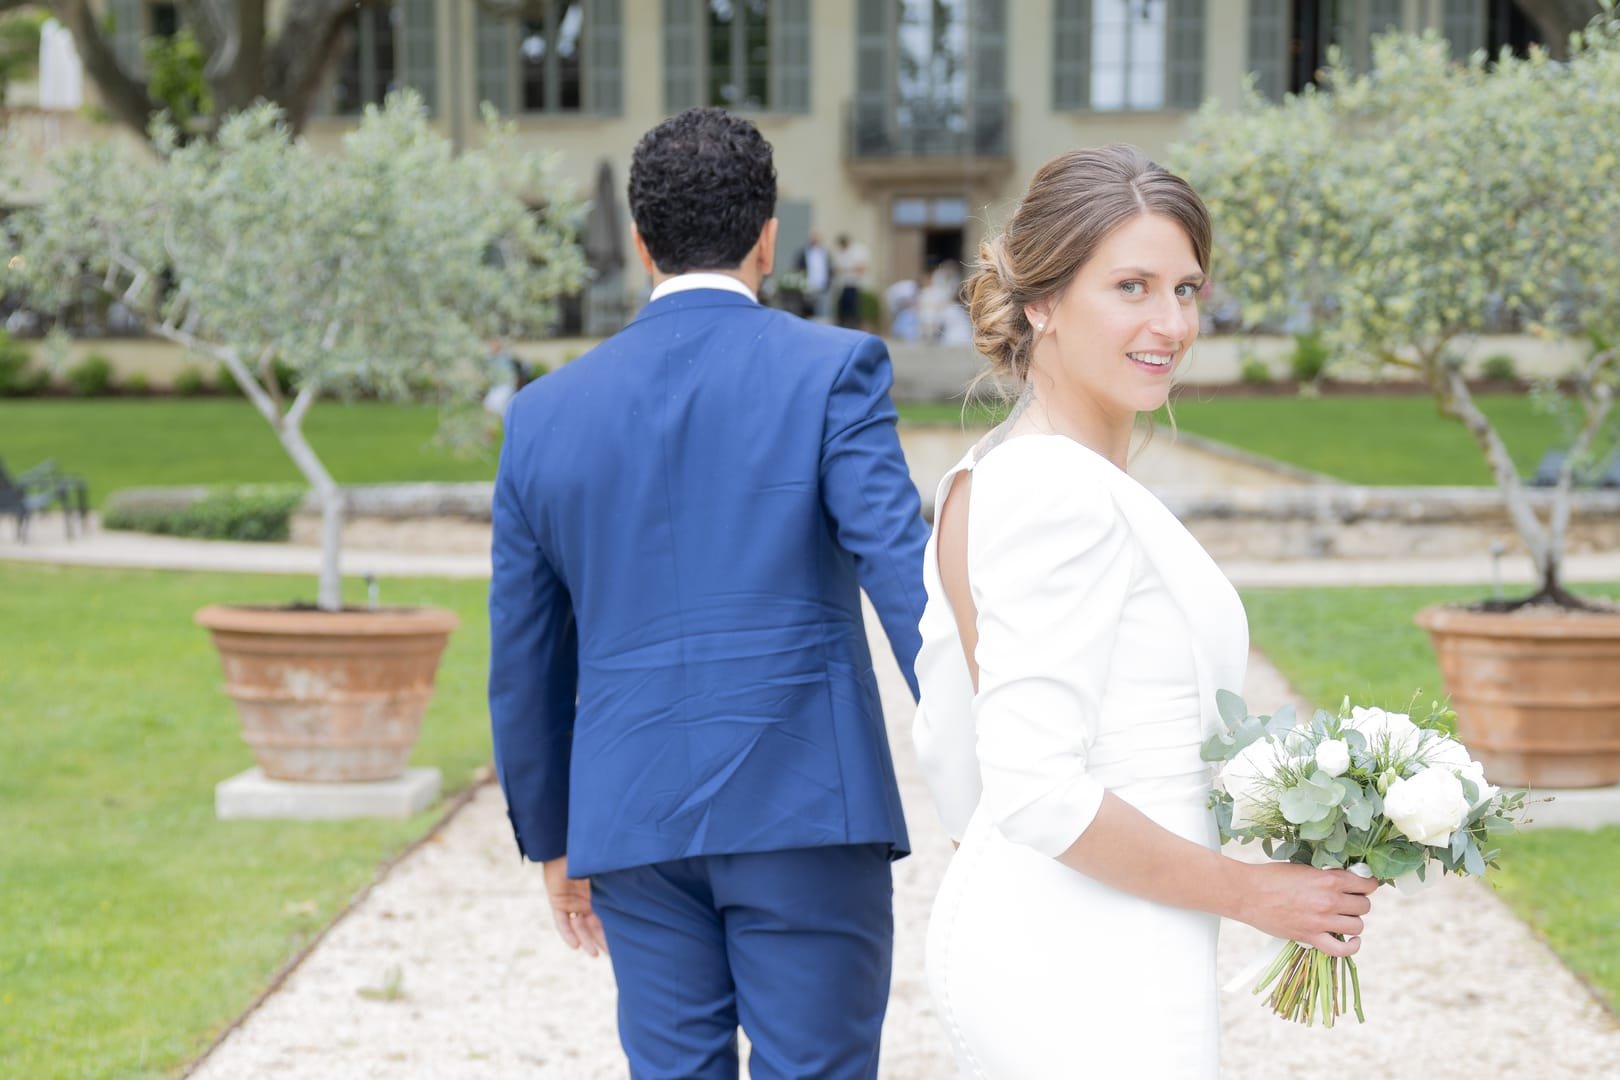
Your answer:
[477,0,622,117]
[332,6,401,116]
[1053,0,1204,112]
[329,0,436,116]
[895,0,970,136]
[520,1,586,112]
[664,0,809,114]
[1091,0,1165,110]
[707,0,771,108]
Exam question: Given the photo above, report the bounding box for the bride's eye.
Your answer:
[1175,283,1199,300]
[1118,281,1145,296]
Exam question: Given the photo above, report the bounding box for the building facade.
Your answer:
[11,0,1543,320]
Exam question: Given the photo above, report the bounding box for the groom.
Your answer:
[488,108,930,1078]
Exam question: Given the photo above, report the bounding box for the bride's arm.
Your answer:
[1058,795,1373,957]
[964,441,1372,956]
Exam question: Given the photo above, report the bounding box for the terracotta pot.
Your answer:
[1414,604,1620,788]
[196,605,460,782]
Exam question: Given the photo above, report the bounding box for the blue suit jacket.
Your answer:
[489,289,930,877]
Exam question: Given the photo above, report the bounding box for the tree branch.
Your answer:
[1441,367,1555,589]
[50,0,155,137]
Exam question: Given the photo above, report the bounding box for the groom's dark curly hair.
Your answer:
[629,108,777,274]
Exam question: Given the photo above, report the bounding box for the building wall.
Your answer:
[6,1,1504,316]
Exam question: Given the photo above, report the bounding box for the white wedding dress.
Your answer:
[913,434,1249,1079]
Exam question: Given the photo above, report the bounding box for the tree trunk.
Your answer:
[1514,0,1605,58]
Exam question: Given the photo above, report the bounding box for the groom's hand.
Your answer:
[542,855,609,958]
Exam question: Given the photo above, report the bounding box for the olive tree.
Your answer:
[4,92,586,609]
[1173,17,1620,607]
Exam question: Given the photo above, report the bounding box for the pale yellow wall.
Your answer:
[6,0,1469,303]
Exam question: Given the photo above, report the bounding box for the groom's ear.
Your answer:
[753,217,779,278]
[631,227,660,276]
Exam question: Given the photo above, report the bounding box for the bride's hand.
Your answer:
[1230,862,1376,957]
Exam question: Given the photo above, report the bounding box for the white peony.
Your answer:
[1383,767,1470,848]
[1315,738,1351,777]
[1220,736,1297,829]
[1347,706,1423,762]
[1421,734,1499,807]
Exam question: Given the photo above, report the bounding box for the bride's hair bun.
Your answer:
[963,235,1031,382]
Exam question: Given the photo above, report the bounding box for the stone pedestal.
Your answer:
[216,767,441,820]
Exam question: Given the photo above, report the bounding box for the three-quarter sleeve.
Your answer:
[968,440,1135,857]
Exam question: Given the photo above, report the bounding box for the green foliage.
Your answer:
[0,563,495,1078]
[123,371,151,395]
[1480,353,1519,381]
[1239,355,1274,385]
[0,330,48,396]
[103,485,305,542]
[143,28,213,134]
[65,353,115,397]
[1288,331,1330,383]
[1175,21,1620,591]
[5,93,586,605]
[858,287,883,329]
[171,365,209,396]
[0,8,46,108]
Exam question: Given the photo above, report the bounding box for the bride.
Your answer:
[913,146,1376,1078]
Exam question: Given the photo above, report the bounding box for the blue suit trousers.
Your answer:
[589,844,894,1080]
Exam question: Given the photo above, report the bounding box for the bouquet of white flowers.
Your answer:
[1203,691,1528,1026]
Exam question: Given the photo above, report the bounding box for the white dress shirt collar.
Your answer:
[649,272,758,304]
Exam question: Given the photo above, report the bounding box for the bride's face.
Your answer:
[1026,212,1204,420]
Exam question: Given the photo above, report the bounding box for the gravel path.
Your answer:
[189,607,1619,1079]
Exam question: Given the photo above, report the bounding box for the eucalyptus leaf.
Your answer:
[1463,840,1487,877]
[1280,785,1330,825]
[1216,689,1249,730]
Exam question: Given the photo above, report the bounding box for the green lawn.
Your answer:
[1169,393,1569,486]
[0,564,494,1079]
[1243,582,1620,1012]
[0,393,1569,506]
[0,400,500,509]
[900,393,1569,487]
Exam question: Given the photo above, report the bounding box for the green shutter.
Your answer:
[775,198,812,276]
[399,0,438,112]
[1166,0,1205,110]
[773,0,811,114]
[664,0,700,113]
[852,0,888,152]
[475,7,512,114]
[970,0,1006,155]
[586,0,623,115]
[1247,0,1288,100]
[1443,0,1484,60]
[1052,0,1091,111]
[107,0,144,75]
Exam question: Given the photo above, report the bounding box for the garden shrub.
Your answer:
[1289,331,1330,383]
[0,331,49,396]
[1480,353,1518,382]
[66,354,115,397]
[103,485,305,542]
[172,366,208,396]
[1239,356,1274,385]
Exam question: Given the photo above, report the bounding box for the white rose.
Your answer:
[1315,738,1351,777]
[1383,767,1469,848]
[1348,706,1423,761]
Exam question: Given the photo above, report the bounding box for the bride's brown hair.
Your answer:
[964,145,1211,389]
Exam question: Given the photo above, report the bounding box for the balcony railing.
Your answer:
[846,99,1010,160]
